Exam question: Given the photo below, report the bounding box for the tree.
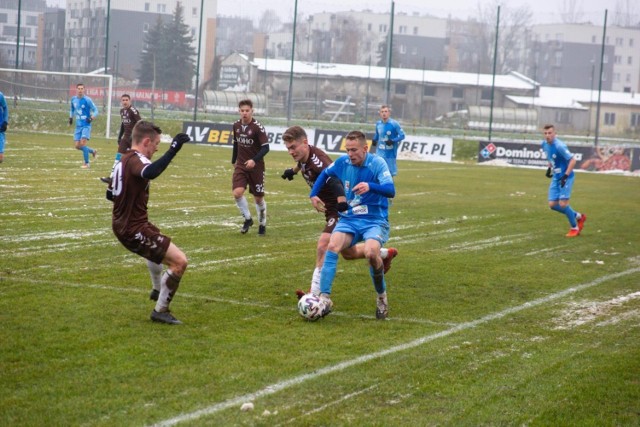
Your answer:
[163,2,196,91]
[137,3,196,91]
[465,1,533,74]
[559,0,585,23]
[258,9,282,33]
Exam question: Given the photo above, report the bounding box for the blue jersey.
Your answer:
[0,91,8,126]
[70,95,98,127]
[373,118,404,159]
[542,138,574,179]
[311,152,394,221]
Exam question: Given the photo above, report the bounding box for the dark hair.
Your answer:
[132,121,162,144]
[283,125,307,142]
[121,94,131,100]
[345,130,367,144]
[543,124,555,130]
[76,83,84,88]
[239,99,253,108]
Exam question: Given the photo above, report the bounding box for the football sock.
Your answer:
[380,248,389,259]
[147,260,163,291]
[310,267,321,295]
[81,145,91,163]
[551,204,577,228]
[235,196,251,220]
[155,269,181,312]
[256,200,267,226]
[319,251,338,295]
[110,153,122,177]
[370,265,386,294]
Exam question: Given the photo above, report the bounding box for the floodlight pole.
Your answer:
[286,0,299,126]
[488,5,500,141]
[594,9,608,147]
[193,0,204,121]
[15,0,22,70]
[384,1,395,104]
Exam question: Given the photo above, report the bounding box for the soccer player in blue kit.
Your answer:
[69,83,99,168]
[310,130,395,319]
[541,124,586,237]
[0,90,8,163]
[372,105,405,176]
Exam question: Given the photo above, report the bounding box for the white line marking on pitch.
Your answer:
[279,385,377,426]
[151,267,640,427]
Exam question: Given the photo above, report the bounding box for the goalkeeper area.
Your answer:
[0,68,113,137]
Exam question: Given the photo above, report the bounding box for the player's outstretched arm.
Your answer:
[142,133,190,180]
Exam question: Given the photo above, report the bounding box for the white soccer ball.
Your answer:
[298,293,324,321]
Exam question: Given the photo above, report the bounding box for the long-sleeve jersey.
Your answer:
[310,152,395,221]
[0,92,8,125]
[542,138,574,179]
[372,118,405,159]
[70,95,98,127]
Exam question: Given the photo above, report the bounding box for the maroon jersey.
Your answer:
[120,106,141,142]
[112,150,152,237]
[232,118,268,167]
[299,146,338,214]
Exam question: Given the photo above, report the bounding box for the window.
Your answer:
[626,74,631,82]
[613,73,620,83]
[604,112,616,125]
[399,44,406,54]
[144,3,150,11]
[423,86,436,96]
[0,13,7,23]
[143,22,149,33]
[395,84,407,95]
[413,26,418,35]
[192,7,198,16]
[26,15,37,25]
[603,54,608,63]
[628,56,633,65]
[411,46,417,55]
[481,88,492,100]
[451,101,465,111]
[452,87,464,99]
[591,35,596,43]
[555,111,570,123]
[630,38,634,47]
[367,23,372,31]
[379,24,387,32]
[616,37,623,46]
[555,51,562,66]
[157,4,166,13]
[399,25,407,34]
[631,112,640,127]
[614,55,621,64]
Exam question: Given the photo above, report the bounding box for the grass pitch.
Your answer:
[1,131,639,426]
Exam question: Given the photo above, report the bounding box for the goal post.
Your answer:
[0,68,113,138]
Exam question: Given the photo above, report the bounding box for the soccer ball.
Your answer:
[298,293,324,321]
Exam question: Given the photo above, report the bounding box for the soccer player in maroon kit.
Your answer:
[231,99,270,235]
[108,121,191,324]
[101,94,142,183]
[281,126,398,298]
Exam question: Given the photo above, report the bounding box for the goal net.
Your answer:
[0,68,113,138]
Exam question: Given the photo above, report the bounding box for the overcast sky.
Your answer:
[217,0,626,25]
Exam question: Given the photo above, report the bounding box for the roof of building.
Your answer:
[251,56,536,90]
[508,86,640,109]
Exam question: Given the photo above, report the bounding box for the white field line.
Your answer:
[279,385,378,426]
[150,267,640,427]
[2,276,451,326]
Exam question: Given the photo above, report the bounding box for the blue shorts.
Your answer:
[334,216,390,247]
[548,174,575,201]
[383,157,398,176]
[74,126,92,141]
[0,132,5,153]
